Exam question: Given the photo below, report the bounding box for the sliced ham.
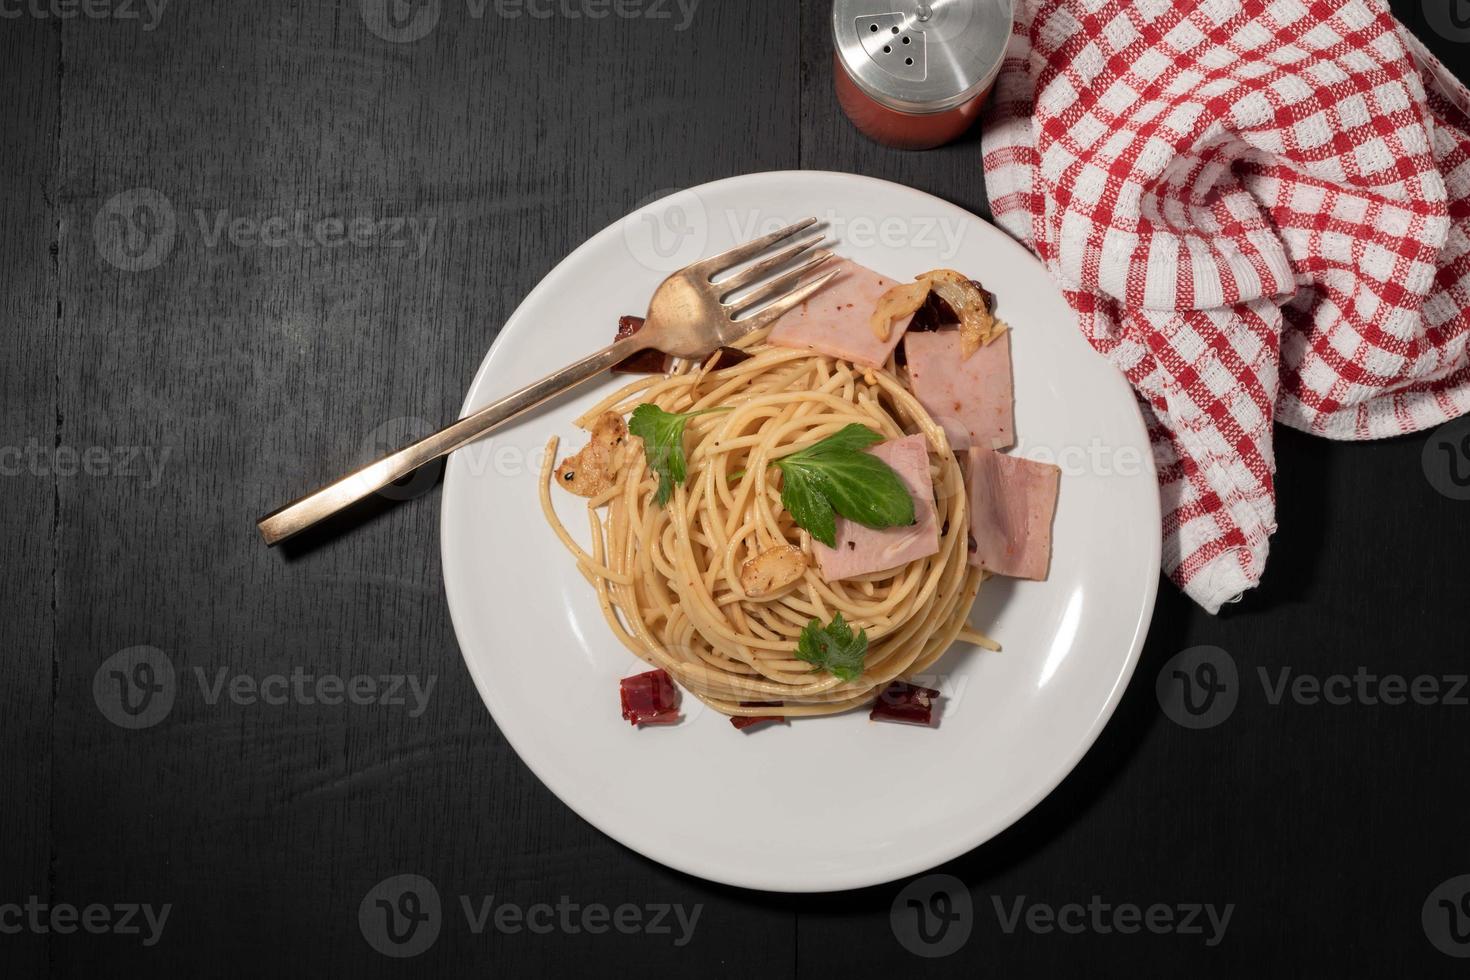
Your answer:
[903,330,1014,452]
[813,434,939,580]
[967,449,1060,581]
[767,258,915,367]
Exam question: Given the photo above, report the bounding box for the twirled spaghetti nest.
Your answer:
[540,332,988,718]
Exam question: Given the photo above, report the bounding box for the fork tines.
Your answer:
[697,218,839,327]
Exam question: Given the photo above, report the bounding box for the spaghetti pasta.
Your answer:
[540,329,988,719]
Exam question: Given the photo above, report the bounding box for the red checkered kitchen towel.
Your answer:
[982,0,1470,612]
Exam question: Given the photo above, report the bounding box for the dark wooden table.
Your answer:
[4,1,1469,975]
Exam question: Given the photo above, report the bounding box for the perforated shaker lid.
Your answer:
[832,0,1013,114]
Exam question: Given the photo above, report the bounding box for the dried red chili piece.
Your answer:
[869,681,940,726]
[730,701,785,730]
[710,346,753,368]
[611,315,673,374]
[620,669,680,725]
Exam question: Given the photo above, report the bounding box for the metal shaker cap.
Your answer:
[832,0,1013,114]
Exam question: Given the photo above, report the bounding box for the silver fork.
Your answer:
[257,217,836,545]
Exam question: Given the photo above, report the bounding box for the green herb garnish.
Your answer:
[796,612,869,681]
[628,403,732,505]
[773,424,915,547]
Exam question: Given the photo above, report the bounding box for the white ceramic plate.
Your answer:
[441,171,1159,893]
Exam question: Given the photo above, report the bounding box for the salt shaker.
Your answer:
[833,0,1013,150]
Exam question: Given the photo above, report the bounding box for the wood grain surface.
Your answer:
[2,0,1469,975]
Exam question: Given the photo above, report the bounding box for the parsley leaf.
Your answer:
[779,467,835,548]
[796,612,868,681]
[627,403,731,505]
[773,424,916,547]
[793,424,884,456]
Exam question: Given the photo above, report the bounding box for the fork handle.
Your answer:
[257,336,644,545]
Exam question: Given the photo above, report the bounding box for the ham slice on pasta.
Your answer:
[967,449,1059,581]
[903,329,1014,452]
[813,434,940,581]
[768,258,916,367]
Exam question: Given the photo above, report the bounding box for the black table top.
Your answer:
[3,0,1469,975]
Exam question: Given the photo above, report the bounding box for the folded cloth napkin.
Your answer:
[982,0,1470,612]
